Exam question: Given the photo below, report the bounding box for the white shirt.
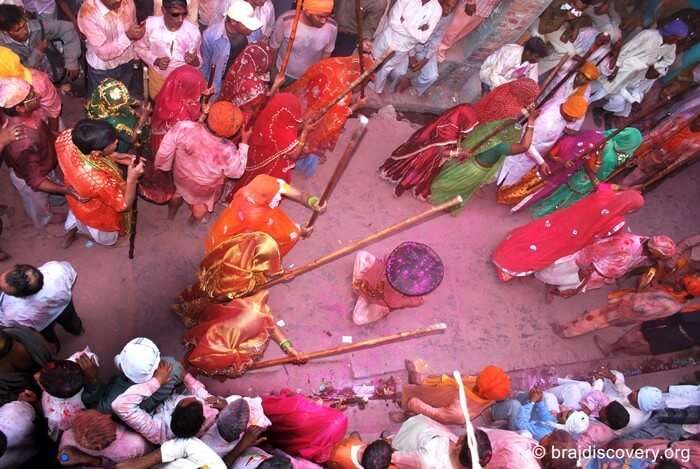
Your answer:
[253,0,276,38]
[201,396,271,457]
[393,415,458,469]
[78,0,137,70]
[378,0,443,52]
[480,44,538,88]
[159,437,226,469]
[134,16,202,77]
[600,371,652,432]
[0,401,37,469]
[0,261,77,331]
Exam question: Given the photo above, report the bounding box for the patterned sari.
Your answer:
[285,54,373,155]
[85,78,140,153]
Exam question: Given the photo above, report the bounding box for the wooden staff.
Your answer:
[251,323,447,369]
[142,63,149,103]
[304,49,394,128]
[130,64,151,259]
[270,0,305,96]
[355,0,366,98]
[252,195,462,292]
[305,114,369,231]
[201,63,216,106]
[535,39,599,109]
[641,152,700,192]
[537,53,570,101]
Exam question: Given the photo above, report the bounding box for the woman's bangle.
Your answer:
[527,124,536,129]
[279,339,292,352]
[307,195,319,207]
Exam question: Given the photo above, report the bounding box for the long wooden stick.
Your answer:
[251,323,447,369]
[355,0,366,98]
[201,63,216,106]
[641,152,700,192]
[270,0,304,96]
[538,53,570,101]
[304,49,395,128]
[253,195,462,292]
[305,115,369,231]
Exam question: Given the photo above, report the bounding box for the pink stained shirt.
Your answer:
[111,374,218,445]
[59,424,152,462]
[134,16,202,78]
[481,428,540,469]
[30,68,61,120]
[576,231,650,291]
[154,120,248,211]
[77,0,137,70]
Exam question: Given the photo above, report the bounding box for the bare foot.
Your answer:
[594,335,612,356]
[62,228,78,249]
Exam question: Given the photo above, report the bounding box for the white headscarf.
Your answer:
[548,410,590,434]
[114,337,161,384]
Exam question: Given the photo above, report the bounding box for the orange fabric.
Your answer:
[328,436,364,469]
[579,61,600,81]
[207,101,243,138]
[206,175,301,257]
[475,365,512,400]
[683,274,700,297]
[420,374,491,405]
[561,92,589,119]
[303,0,333,14]
[182,290,275,377]
[55,129,129,233]
[285,54,373,154]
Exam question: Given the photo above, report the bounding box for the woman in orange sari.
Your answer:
[206,174,325,257]
[285,54,373,158]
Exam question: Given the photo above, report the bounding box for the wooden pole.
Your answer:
[305,115,369,231]
[537,53,570,101]
[130,64,151,260]
[253,195,462,292]
[251,323,447,369]
[355,0,366,98]
[304,49,395,128]
[201,63,216,106]
[270,0,304,96]
[641,153,700,192]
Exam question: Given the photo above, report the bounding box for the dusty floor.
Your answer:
[2,97,699,435]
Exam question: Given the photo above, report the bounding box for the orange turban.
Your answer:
[561,94,589,119]
[208,101,243,138]
[683,274,700,297]
[240,174,285,205]
[303,0,333,15]
[475,365,511,401]
[579,61,600,81]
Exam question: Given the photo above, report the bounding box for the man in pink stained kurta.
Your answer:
[155,101,249,223]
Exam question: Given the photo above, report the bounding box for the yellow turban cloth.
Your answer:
[0,46,33,83]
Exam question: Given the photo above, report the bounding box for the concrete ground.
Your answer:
[2,95,699,436]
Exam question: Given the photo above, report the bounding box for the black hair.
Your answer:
[170,400,205,438]
[163,0,188,8]
[524,37,549,58]
[603,401,630,430]
[361,439,393,469]
[4,264,43,297]
[459,429,492,468]
[258,456,293,469]
[216,398,250,443]
[655,460,682,469]
[72,119,118,155]
[0,5,24,31]
[39,360,85,398]
[0,430,6,458]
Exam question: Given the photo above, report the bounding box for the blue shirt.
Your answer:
[514,401,557,441]
[200,20,263,99]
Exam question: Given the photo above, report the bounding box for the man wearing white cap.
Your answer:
[82,337,184,415]
[0,77,80,229]
[201,0,263,100]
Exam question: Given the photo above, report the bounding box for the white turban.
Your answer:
[114,337,161,384]
[637,386,666,413]
[548,410,590,434]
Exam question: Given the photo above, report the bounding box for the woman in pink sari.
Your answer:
[492,184,645,281]
[143,65,208,205]
[262,390,348,464]
[379,77,539,200]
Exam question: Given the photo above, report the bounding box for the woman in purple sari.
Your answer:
[500,130,605,211]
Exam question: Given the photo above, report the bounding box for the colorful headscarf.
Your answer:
[648,236,676,258]
[152,65,207,128]
[0,77,30,108]
[221,42,274,108]
[208,101,244,138]
[659,18,689,38]
[303,0,333,15]
[475,365,512,401]
[579,61,600,81]
[611,128,643,154]
[0,46,32,83]
[248,92,303,164]
[473,78,540,123]
[562,94,589,119]
[86,78,137,120]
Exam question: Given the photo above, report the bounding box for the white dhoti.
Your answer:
[371,30,411,93]
[9,170,51,229]
[534,253,583,291]
[64,210,119,246]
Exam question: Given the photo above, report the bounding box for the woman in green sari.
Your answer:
[85,78,141,153]
[431,111,538,212]
[530,127,643,218]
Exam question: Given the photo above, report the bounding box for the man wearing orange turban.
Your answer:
[396,361,511,425]
[154,102,249,222]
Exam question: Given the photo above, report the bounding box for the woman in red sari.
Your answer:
[220,42,274,128]
[233,92,304,194]
[143,65,208,206]
[285,54,373,158]
[492,184,645,281]
[379,77,540,199]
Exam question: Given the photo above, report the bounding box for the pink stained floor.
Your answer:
[1,111,699,435]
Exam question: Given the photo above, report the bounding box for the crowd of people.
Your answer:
[0,0,699,466]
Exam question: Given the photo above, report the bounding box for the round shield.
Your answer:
[386,242,444,297]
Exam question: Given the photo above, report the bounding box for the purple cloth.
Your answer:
[386,242,444,297]
[659,18,689,38]
[520,130,605,210]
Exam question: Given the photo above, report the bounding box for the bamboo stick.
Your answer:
[270,0,304,96]
[355,0,366,98]
[537,53,570,102]
[253,195,462,292]
[251,323,447,369]
[304,115,369,231]
[641,152,700,192]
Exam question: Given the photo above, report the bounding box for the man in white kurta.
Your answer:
[479,38,547,91]
[592,22,687,117]
[371,0,443,93]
